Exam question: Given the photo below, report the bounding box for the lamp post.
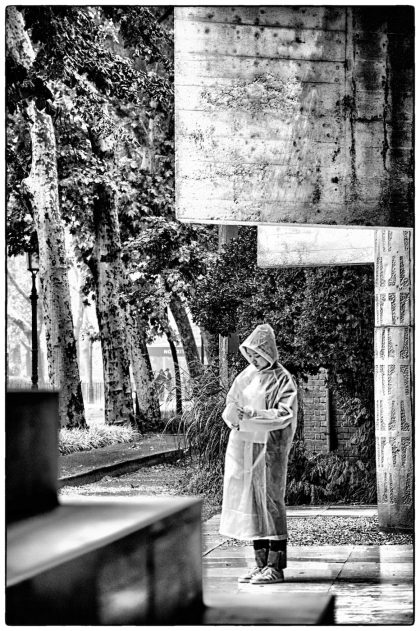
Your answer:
[26,252,39,390]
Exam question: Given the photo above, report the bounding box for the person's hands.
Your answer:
[236,405,255,424]
[231,411,240,430]
[243,405,255,417]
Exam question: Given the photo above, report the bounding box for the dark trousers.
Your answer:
[253,539,286,552]
[253,539,287,568]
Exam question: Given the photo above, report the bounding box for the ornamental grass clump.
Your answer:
[169,365,230,464]
[59,425,140,455]
[170,365,230,497]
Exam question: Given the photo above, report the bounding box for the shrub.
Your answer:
[178,460,225,506]
[59,425,140,455]
[285,383,376,505]
[286,439,377,505]
[338,391,375,463]
[191,227,374,404]
[175,367,377,507]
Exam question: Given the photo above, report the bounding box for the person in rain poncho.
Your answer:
[220,323,297,584]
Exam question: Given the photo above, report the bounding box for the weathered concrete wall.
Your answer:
[374,229,413,530]
[175,6,413,227]
[257,226,374,267]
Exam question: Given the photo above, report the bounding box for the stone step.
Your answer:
[7,495,202,625]
[203,592,335,625]
[6,391,335,625]
[7,492,336,626]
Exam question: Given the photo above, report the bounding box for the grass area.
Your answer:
[59,425,140,455]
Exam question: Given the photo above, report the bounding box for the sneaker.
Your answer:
[238,566,264,583]
[251,566,284,584]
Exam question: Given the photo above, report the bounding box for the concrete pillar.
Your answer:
[218,226,239,388]
[6,391,59,522]
[374,229,413,531]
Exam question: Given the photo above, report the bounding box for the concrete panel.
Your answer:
[7,497,203,624]
[176,6,346,31]
[257,226,374,267]
[175,6,414,228]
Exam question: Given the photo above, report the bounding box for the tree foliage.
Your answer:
[7,6,175,297]
[6,6,210,346]
[185,228,376,504]
[7,6,174,258]
[123,218,215,339]
[8,6,172,112]
[192,226,374,402]
[6,7,180,427]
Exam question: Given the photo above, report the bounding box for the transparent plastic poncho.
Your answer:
[219,324,297,540]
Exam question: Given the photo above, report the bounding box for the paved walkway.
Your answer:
[58,439,413,625]
[203,515,413,625]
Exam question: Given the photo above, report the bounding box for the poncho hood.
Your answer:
[240,323,279,369]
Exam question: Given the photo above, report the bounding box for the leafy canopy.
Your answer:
[191,226,374,402]
[7,6,173,257]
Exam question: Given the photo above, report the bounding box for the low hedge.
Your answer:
[59,425,139,455]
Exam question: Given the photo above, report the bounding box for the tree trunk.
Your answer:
[36,280,46,385]
[87,339,94,403]
[90,183,134,426]
[24,104,86,427]
[126,309,161,431]
[8,6,85,428]
[72,271,86,364]
[200,327,219,365]
[67,241,89,364]
[169,295,202,379]
[167,334,182,415]
[37,324,45,386]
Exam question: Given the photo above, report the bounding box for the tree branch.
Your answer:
[20,339,31,352]
[157,7,172,24]
[7,269,30,302]
[8,312,31,336]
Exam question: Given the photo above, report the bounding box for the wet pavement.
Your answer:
[58,441,414,625]
[203,515,413,625]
